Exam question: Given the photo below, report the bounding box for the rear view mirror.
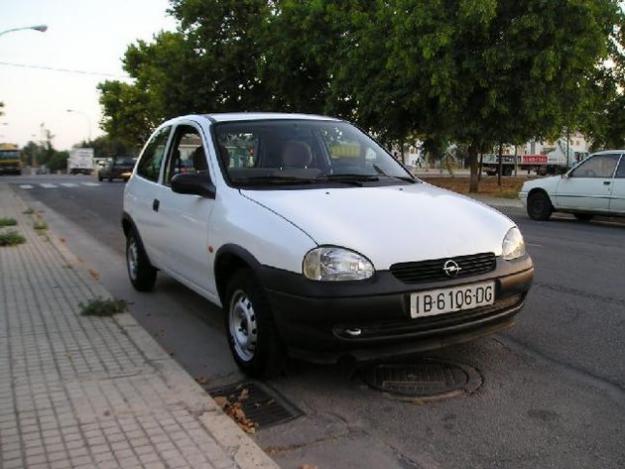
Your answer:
[171,172,216,199]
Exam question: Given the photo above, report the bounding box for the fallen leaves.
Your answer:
[214,387,257,434]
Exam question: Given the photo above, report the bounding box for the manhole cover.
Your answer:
[362,359,481,400]
[208,381,302,429]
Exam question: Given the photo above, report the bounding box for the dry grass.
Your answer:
[423,176,528,199]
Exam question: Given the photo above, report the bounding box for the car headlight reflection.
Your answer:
[303,246,374,281]
[502,227,526,260]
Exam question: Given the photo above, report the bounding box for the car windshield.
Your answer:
[116,157,136,165]
[0,150,19,160]
[213,119,415,188]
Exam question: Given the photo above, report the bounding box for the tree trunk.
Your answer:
[400,139,406,165]
[469,144,479,193]
[478,152,483,182]
[497,142,503,187]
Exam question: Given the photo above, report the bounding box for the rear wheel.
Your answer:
[527,191,553,221]
[574,213,593,222]
[126,230,157,291]
[225,270,284,378]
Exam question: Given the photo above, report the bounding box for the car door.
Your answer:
[555,154,620,212]
[129,125,173,266]
[608,154,625,214]
[157,122,217,294]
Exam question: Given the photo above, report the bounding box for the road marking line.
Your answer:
[81,182,100,187]
[39,183,58,188]
[19,184,34,189]
[527,242,543,247]
[60,183,79,188]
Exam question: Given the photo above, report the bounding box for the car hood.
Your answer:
[521,176,561,194]
[241,183,515,270]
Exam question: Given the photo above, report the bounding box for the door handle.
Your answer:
[152,199,160,212]
[603,181,611,186]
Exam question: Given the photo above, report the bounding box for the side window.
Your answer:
[615,156,625,178]
[137,126,171,182]
[164,125,208,184]
[570,154,619,179]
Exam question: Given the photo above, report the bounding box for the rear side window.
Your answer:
[137,126,171,182]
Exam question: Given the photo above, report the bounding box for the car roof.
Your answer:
[591,149,625,155]
[201,112,342,123]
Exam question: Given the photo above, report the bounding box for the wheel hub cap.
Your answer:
[229,291,258,362]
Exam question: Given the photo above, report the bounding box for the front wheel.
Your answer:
[225,270,284,378]
[527,191,553,221]
[126,231,157,291]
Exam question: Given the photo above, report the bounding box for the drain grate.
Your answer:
[208,381,302,429]
[362,359,481,399]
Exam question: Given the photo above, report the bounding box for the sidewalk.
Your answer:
[0,184,277,469]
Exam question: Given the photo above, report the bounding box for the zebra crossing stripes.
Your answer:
[17,182,102,190]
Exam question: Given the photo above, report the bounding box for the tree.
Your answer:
[385,0,623,191]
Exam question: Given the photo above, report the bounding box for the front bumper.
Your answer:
[260,255,533,363]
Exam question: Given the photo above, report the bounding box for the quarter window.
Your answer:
[570,154,620,179]
[137,126,171,182]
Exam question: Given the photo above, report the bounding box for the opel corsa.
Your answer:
[122,113,534,377]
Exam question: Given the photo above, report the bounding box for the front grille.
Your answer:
[390,252,496,283]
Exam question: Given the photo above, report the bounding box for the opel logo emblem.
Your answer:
[443,259,462,278]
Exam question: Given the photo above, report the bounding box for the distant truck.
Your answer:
[0,143,22,175]
[68,148,94,175]
[483,139,589,176]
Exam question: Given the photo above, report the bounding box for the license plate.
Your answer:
[409,281,495,318]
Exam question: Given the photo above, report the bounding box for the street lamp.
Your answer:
[0,25,48,37]
[66,109,92,142]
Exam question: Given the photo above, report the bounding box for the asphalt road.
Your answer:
[5,174,625,469]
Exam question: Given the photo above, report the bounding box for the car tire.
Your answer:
[224,269,284,378]
[527,191,553,221]
[574,213,593,222]
[126,230,157,291]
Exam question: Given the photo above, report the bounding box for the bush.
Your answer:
[79,297,128,317]
[0,217,17,227]
[0,230,26,246]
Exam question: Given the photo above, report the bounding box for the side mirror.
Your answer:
[171,172,216,199]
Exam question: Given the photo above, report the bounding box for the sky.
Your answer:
[0,0,176,150]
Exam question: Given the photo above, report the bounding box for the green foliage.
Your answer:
[76,135,135,159]
[0,217,17,227]
[97,0,625,190]
[48,151,69,172]
[22,208,34,215]
[79,297,128,317]
[33,219,48,231]
[0,230,26,247]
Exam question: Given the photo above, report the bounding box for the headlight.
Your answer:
[303,246,374,281]
[502,227,526,260]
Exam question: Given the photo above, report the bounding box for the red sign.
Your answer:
[522,154,548,165]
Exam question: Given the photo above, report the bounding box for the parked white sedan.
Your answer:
[520,150,625,221]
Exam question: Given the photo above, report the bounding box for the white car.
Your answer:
[519,150,625,221]
[123,113,534,377]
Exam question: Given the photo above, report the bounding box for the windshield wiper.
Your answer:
[319,174,380,186]
[235,175,318,186]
